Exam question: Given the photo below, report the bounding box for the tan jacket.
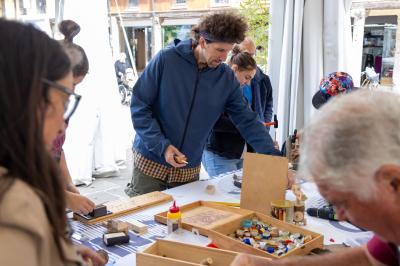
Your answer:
[0,167,85,266]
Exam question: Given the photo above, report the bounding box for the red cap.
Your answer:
[169,201,180,213]
[207,243,218,248]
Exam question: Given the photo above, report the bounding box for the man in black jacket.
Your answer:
[114,52,131,84]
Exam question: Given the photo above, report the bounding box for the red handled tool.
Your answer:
[263,114,278,128]
[264,115,278,141]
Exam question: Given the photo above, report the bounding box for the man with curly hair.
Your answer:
[126,11,281,196]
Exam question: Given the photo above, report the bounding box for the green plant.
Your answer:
[239,0,269,68]
[162,25,192,47]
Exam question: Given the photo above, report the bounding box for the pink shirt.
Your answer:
[52,122,68,160]
[367,235,399,266]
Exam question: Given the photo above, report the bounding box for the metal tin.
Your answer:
[271,200,294,223]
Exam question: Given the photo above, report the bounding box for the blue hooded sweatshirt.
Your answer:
[130,39,280,168]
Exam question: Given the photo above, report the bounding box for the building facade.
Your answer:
[108,0,240,72]
[351,0,400,90]
[0,0,58,36]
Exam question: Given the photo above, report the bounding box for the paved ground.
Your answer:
[77,152,132,204]
[77,153,210,204]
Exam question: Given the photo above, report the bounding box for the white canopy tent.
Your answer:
[268,0,353,144]
[60,0,355,184]
[62,0,133,185]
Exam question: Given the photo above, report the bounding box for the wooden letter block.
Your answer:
[127,220,148,234]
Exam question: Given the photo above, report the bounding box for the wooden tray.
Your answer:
[207,212,324,259]
[155,201,323,259]
[74,191,173,224]
[136,239,269,266]
[154,201,253,235]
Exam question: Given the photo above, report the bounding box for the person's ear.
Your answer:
[231,64,238,72]
[374,165,400,193]
[199,37,206,49]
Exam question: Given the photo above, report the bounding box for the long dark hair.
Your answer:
[229,44,257,71]
[0,19,71,260]
[59,19,89,78]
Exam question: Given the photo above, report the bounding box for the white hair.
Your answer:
[299,90,400,201]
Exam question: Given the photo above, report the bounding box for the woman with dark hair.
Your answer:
[202,45,259,176]
[58,19,89,81]
[53,19,95,214]
[0,19,104,265]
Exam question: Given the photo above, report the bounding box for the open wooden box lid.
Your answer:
[154,201,253,234]
[136,239,256,266]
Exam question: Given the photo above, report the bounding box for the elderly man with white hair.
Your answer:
[231,90,400,266]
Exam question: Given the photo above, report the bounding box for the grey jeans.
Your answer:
[124,166,194,197]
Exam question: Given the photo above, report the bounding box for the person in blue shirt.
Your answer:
[125,12,281,196]
[202,38,275,177]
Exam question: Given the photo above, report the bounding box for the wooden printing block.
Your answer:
[103,232,130,246]
[89,204,108,218]
[106,220,130,234]
[126,220,148,234]
[174,155,188,164]
[74,204,112,222]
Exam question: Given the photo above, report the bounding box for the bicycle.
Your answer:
[360,67,380,90]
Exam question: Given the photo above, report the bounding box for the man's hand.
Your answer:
[77,245,107,266]
[231,253,272,266]
[286,169,296,189]
[273,140,280,150]
[290,148,300,161]
[164,145,187,168]
[66,192,95,214]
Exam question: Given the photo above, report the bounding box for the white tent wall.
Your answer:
[62,0,133,184]
[269,0,352,144]
[303,0,324,127]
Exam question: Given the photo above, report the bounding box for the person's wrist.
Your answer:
[66,182,77,192]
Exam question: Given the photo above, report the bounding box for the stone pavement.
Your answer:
[77,147,133,204]
[77,159,210,204]
[77,165,131,204]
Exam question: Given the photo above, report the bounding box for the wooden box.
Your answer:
[154,201,253,235]
[136,239,266,266]
[155,201,323,259]
[207,212,323,259]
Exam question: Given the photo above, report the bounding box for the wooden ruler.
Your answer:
[74,191,173,224]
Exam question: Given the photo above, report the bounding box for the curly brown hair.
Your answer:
[191,11,248,45]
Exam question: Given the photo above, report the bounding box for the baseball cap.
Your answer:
[312,72,354,109]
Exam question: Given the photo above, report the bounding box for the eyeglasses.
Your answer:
[42,79,82,121]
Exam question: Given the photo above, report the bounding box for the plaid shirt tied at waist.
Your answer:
[133,150,200,183]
